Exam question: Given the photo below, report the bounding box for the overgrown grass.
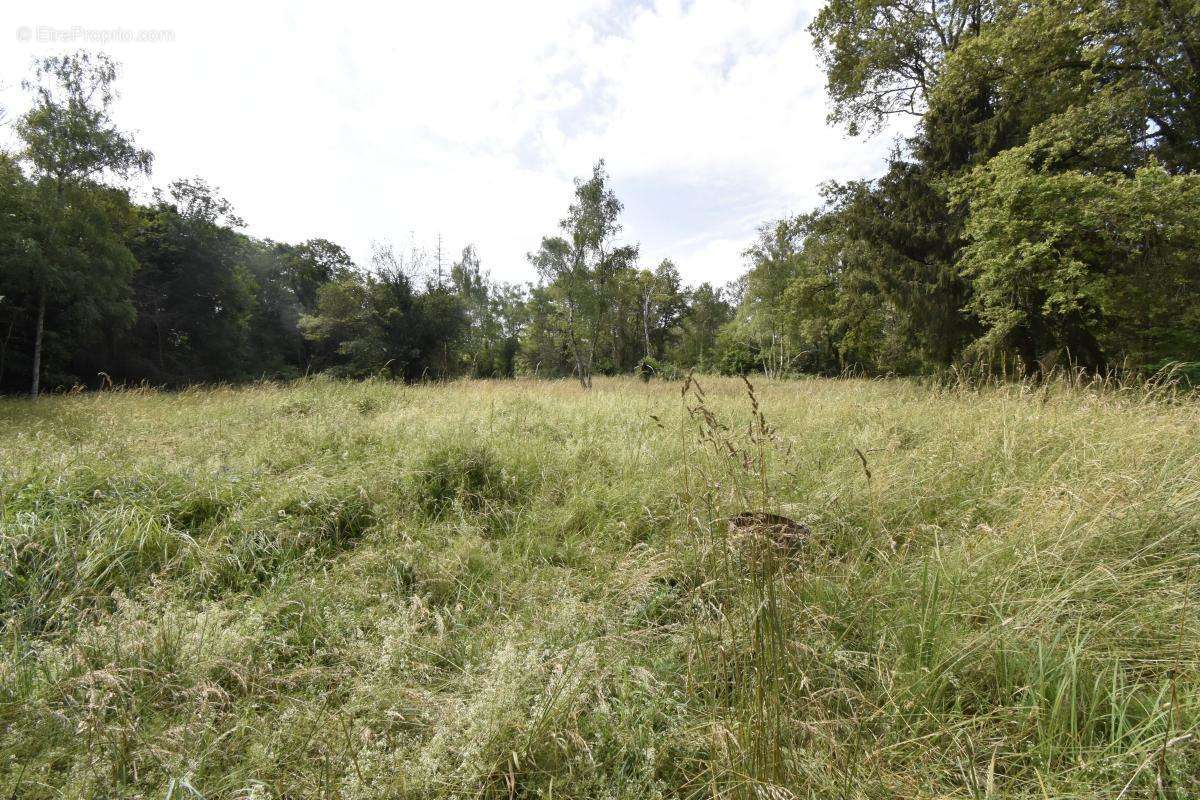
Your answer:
[1,375,1197,798]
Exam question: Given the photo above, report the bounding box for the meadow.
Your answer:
[1,375,1197,799]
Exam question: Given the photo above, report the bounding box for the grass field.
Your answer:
[2,375,1198,799]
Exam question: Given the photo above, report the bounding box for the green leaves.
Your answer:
[17,51,152,185]
[793,0,1200,375]
[527,161,640,387]
[811,0,994,134]
[958,141,1200,366]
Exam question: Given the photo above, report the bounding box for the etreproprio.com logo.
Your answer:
[16,25,176,44]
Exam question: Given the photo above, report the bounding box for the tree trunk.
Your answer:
[642,292,652,360]
[565,303,588,389]
[30,284,46,399]
[578,338,592,389]
[582,318,600,389]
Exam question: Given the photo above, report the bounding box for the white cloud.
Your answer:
[0,0,905,285]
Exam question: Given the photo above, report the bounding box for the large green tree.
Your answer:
[300,243,468,381]
[759,0,1200,377]
[15,52,151,397]
[811,0,995,135]
[957,117,1200,370]
[528,161,638,388]
[0,154,36,388]
[800,1,1004,372]
[126,179,257,383]
[671,282,734,371]
[945,0,1200,370]
[449,246,528,378]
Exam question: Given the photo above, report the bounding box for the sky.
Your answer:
[0,0,905,286]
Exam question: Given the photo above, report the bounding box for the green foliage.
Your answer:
[12,51,152,397]
[939,0,1200,369]
[528,160,640,387]
[450,245,527,377]
[298,243,471,381]
[958,148,1200,369]
[5,6,1199,393]
[518,163,718,384]
[16,52,153,184]
[125,180,258,382]
[741,0,1200,378]
[810,0,994,135]
[670,281,734,370]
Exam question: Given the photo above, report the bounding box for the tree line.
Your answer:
[2,0,1199,395]
[0,54,736,395]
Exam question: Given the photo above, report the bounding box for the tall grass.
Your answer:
[0,374,1196,798]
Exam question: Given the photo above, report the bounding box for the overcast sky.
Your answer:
[0,0,904,286]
